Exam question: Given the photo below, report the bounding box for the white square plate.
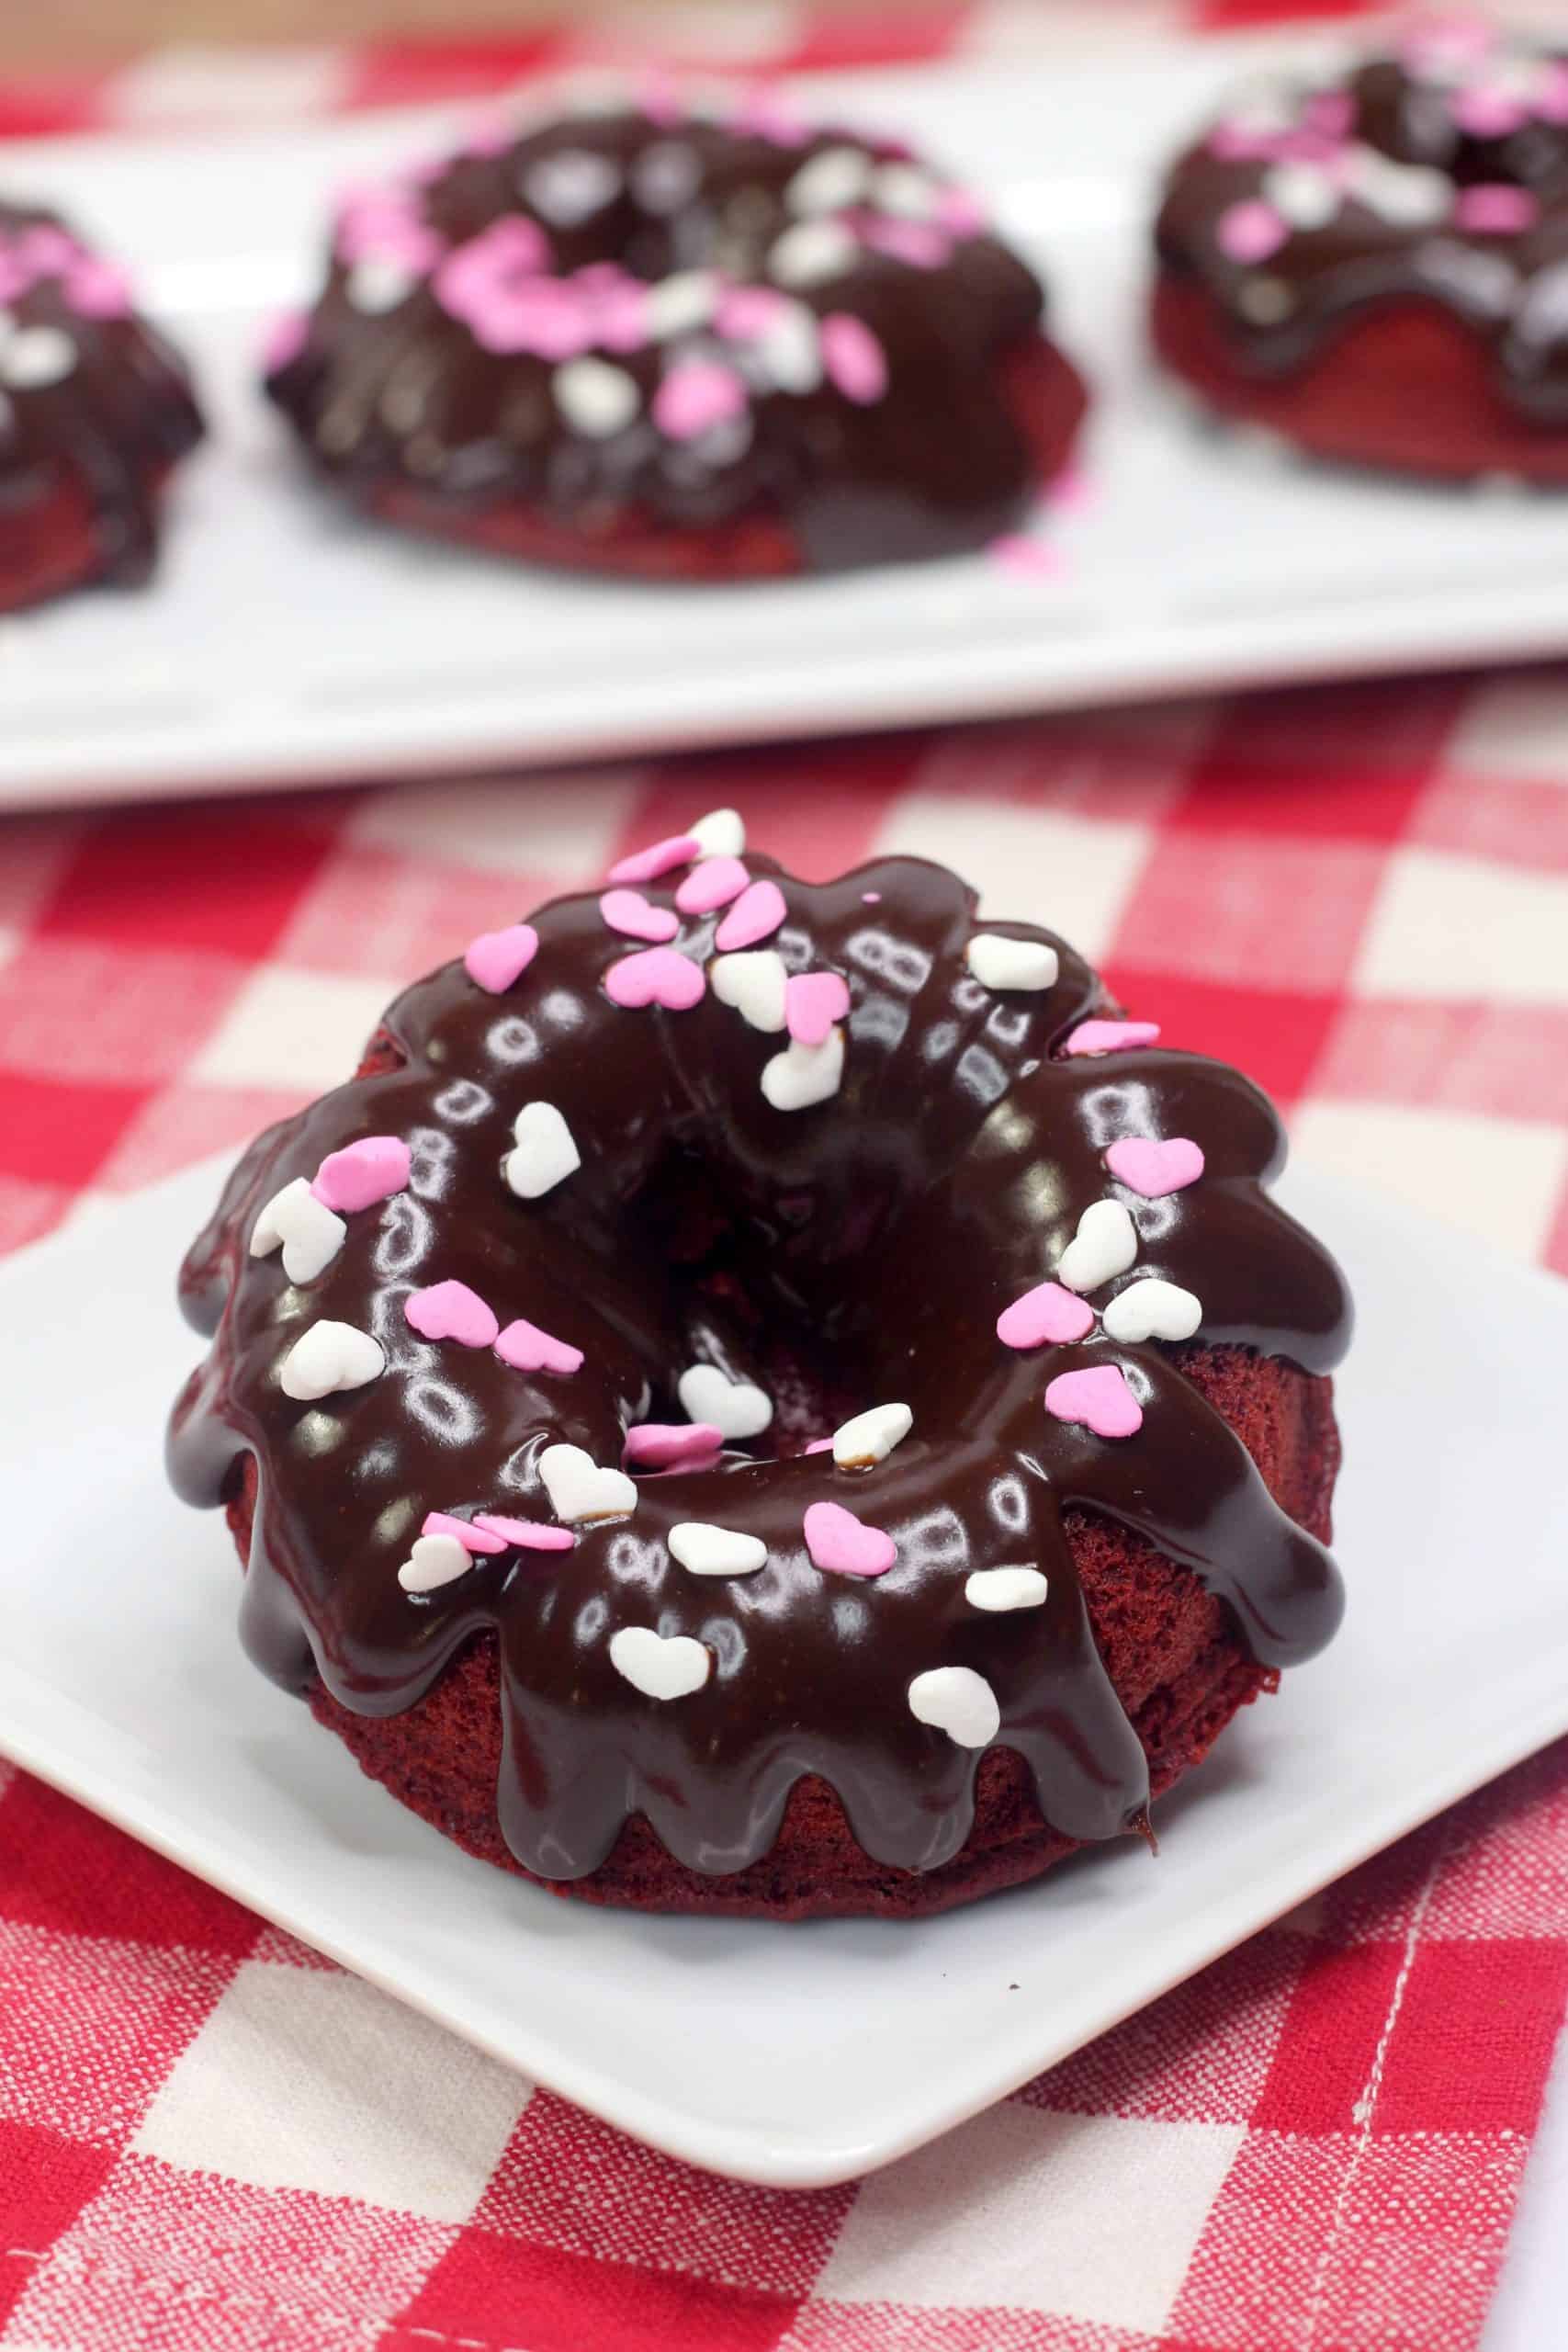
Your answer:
[0,1152,1564,2187]
[11,41,1568,808]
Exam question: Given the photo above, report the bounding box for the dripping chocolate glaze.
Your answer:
[1156,47,1568,424]
[0,199,203,587]
[168,854,1348,1883]
[265,109,1057,571]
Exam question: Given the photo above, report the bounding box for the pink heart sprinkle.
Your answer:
[936,186,987,237]
[64,257,133,319]
[423,1510,507,1555]
[1216,198,1290,265]
[1063,1020,1160,1057]
[804,1500,897,1578]
[600,888,679,943]
[716,879,787,952]
[804,1438,835,1454]
[1105,1136,1205,1198]
[785,971,851,1046]
[652,358,748,442]
[1451,85,1529,139]
[604,945,706,1012]
[996,1282,1096,1351]
[1452,184,1539,234]
[623,1422,725,1469]
[607,832,699,886]
[494,1318,583,1376]
[471,1512,576,1552]
[716,284,791,340]
[464,922,539,994]
[406,1279,500,1349]
[820,313,888,404]
[676,856,750,915]
[311,1135,411,1214]
[1044,1364,1144,1440]
[862,216,951,269]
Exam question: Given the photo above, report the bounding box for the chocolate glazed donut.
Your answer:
[1153,22,1568,480]
[168,828,1349,1918]
[262,92,1087,576]
[0,200,203,613]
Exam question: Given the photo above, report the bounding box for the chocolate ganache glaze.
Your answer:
[0,199,203,597]
[1156,22,1568,423]
[263,93,1078,572]
[168,842,1348,1884]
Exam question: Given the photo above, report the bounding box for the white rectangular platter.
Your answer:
[0,1152,1564,2188]
[9,40,1568,808]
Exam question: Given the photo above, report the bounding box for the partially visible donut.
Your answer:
[168,820,1348,1921]
[0,200,204,612]
[262,87,1087,576]
[1152,23,1568,480]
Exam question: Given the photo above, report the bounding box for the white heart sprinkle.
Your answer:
[525,148,621,225]
[711,948,788,1032]
[346,256,418,313]
[554,356,638,437]
[965,1566,1048,1612]
[873,163,939,219]
[755,300,821,394]
[646,268,719,338]
[278,1318,385,1402]
[669,1522,768,1577]
[1101,1277,1203,1344]
[1237,277,1294,328]
[761,1027,844,1113]
[1056,1198,1138,1295]
[632,140,703,215]
[538,1442,637,1522]
[786,144,873,217]
[832,1402,912,1468]
[398,1532,471,1594]
[769,220,858,288]
[908,1665,1000,1748]
[610,1624,711,1700]
[1347,153,1450,228]
[689,807,745,859]
[965,934,1060,992]
[505,1102,581,1199]
[250,1176,346,1284]
[1262,162,1340,230]
[2,325,75,390]
[677,1363,773,1439]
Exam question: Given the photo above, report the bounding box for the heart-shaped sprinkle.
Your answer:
[405,1279,499,1349]
[689,807,745,859]
[820,312,887,403]
[675,856,750,915]
[677,1363,773,1438]
[422,1510,507,1555]
[1056,1199,1138,1294]
[712,949,788,1032]
[471,1512,575,1552]
[623,1422,725,1469]
[464,922,540,995]
[669,1522,768,1577]
[805,1439,835,1453]
[604,945,706,1011]
[251,1177,345,1284]
[1064,1019,1160,1057]
[716,879,786,952]
[761,1028,844,1113]
[311,1135,412,1215]
[996,1281,1095,1350]
[494,1317,583,1375]
[610,1624,711,1700]
[1101,1277,1202,1345]
[505,1102,581,1198]
[600,888,679,943]
[278,1319,385,1402]
[653,357,747,441]
[965,934,1060,992]
[554,354,639,436]
[908,1665,1000,1747]
[785,970,851,1046]
[398,1532,472,1594]
[607,832,700,887]
[804,1500,896,1577]
[832,1401,912,1468]
[1044,1363,1144,1439]
[1104,1136,1205,1198]
[965,1567,1048,1612]
[538,1442,637,1522]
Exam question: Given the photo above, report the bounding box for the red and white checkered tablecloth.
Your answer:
[5,13,1568,2350]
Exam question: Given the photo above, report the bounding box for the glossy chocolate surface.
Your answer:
[0,198,203,589]
[1156,37,1568,423]
[168,852,1348,1883]
[265,105,1059,570]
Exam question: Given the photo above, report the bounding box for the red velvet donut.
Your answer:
[262,89,1088,577]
